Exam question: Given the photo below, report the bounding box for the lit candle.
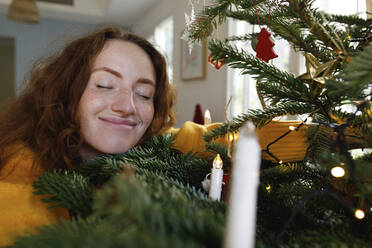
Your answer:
[209,154,223,201]
[225,122,261,248]
[204,109,212,125]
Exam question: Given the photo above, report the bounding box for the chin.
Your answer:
[100,142,135,155]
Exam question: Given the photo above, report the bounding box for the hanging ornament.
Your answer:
[182,1,197,54]
[298,53,340,99]
[253,0,278,63]
[250,33,259,52]
[208,53,225,70]
[255,28,278,63]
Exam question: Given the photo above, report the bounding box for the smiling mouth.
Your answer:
[99,116,138,127]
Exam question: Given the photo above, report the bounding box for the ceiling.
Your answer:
[0,0,158,27]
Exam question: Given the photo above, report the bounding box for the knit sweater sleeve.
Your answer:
[0,145,69,246]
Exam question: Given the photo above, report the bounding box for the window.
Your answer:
[147,16,174,83]
[227,19,292,118]
[227,0,367,119]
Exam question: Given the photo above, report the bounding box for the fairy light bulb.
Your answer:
[266,184,271,193]
[331,166,345,178]
[354,209,365,219]
[229,132,239,142]
[279,160,283,164]
[289,126,295,131]
[213,154,223,169]
[307,117,313,122]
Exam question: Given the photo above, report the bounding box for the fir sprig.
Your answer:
[33,170,93,217]
[208,39,308,93]
[204,102,314,142]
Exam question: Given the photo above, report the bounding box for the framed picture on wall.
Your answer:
[180,38,206,81]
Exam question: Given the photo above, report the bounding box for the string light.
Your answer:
[331,166,345,178]
[229,132,239,142]
[354,209,365,219]
[266,184,272,193]
[262,114,312,163]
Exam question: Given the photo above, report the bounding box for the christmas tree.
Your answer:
[7,0,372,247]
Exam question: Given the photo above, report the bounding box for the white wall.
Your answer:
[133,0,228,127]
[0,13,93,93]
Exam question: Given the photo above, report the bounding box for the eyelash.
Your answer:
[96,85,113,89]
[137,93,151,100]
[96,84,151,100]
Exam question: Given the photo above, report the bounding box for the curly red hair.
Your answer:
[0,26,176,170]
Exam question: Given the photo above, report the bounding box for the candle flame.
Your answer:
[204,109,212,125]
[213,154,223,169]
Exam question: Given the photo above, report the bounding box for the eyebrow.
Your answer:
[92,67,155,87]
[137,78,156,87]
[92,67,122,79]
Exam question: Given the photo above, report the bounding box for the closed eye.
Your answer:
[96,85,113,89]
[136,93,151,100]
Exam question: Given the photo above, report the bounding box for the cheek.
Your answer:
[139,102,155,127]
[79,91,105,116]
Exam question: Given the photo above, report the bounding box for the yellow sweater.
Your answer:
[0,144,70,246]
[0,121,307,246]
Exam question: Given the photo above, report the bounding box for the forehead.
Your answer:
[93,39,156,82]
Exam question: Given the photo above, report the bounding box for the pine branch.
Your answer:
[226,4,334,61]
[208,39,308,93]
[326,45,372,101]
[326,13,367,27]
[77,155,124,186]
[14,172,226,248]
[204,101,315,142]
[257,79,311,105]
[305,124,334,161]
[33,170,93,217]
[186,0,233,43]
[204,142,230,168]
[288,0,341,51]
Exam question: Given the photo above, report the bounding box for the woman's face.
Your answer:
[78,39,156,160]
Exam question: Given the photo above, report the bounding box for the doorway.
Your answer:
[0,36,15,108]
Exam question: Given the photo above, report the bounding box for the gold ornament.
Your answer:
[299,53,338,85]
[298,53,340,99]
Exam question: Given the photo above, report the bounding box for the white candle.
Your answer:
[225,122,261,248]
[209,154,223,201]
[204,109,212,125]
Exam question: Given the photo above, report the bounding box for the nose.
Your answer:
[111,89,136,115]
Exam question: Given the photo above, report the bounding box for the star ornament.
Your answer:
[298,53,342,99]
[299,53,339,85]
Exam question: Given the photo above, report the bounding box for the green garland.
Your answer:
[6,133,371,248]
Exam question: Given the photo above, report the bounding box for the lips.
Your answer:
[99,116,138,127]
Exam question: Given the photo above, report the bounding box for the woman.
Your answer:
[0,25,308,246]
[0,26,177,246]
